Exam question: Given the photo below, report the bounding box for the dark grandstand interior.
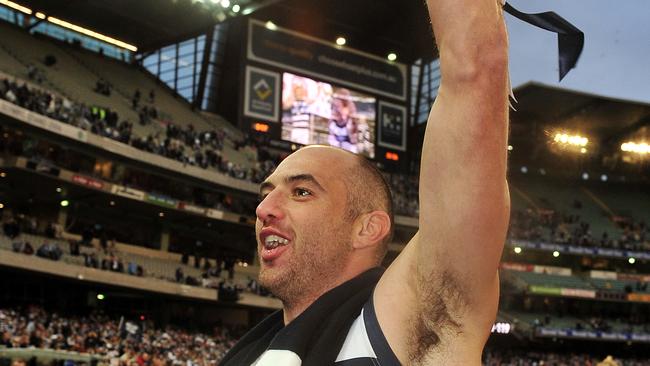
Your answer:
[0,0,649,365]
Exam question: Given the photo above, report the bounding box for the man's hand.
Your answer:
[373,0,510,364]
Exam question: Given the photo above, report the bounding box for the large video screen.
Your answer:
[281,72,376,158]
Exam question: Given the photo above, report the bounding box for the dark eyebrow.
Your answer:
[259,173,326,195]
[286,174,326,193]
[259,181,275,195]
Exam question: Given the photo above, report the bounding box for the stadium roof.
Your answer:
[17,0,437,61]
[253,0,437,63]
[508,82,650,168]
[15,0,276,52]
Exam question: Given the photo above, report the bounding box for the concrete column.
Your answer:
[160,228,170,252]
[57,207,68,227]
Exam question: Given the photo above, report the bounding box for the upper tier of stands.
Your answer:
[503,269,650,295]
[1,20,650,229]
[508,180,650,252]
[0,21,138,125]
[0,21,265,174]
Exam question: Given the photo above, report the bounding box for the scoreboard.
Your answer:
[240,19,409,167]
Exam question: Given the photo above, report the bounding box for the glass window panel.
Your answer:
[177,76,193,90]
[144,64,159,76]
[177,66,194,79]
[143,53,159,67]
[159,70,175,82]
[159,61,176,73]
[179,89,193,101]
[0,7,13,22]
[179,43,194,56]
[177,55,193,68]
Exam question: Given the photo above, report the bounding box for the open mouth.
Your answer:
[263,234,289,250]
[260,232,291,262]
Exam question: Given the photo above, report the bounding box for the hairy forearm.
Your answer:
[426,0,508,84]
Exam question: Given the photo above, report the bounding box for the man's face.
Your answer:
[256,147,355,302]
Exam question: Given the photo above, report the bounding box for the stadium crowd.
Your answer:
[0,305,240,365]
[0,76,277,185]
[508,208,650,252]
[2,304,649,366]
[482,350,650,366]
[0,74,418,216]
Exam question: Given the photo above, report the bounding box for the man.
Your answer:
[221,0,509,364]
[327,89,358,153]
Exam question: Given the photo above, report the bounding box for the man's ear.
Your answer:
[352,211,391,250]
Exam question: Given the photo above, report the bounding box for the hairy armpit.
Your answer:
[408,269,468,365]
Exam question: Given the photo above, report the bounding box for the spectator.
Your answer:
[175,268,184,283]
[22,241,34,255]
[0,305,238,364]
[69,240,80,256]
[3,217,20,239]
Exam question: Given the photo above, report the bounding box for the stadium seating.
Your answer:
[0,22,138,123]
[511,179,620,238]
[503,270,595,290]
[0,225,257,290]
[0,22,268,181]
[67,46,212,131]
[0,305,239,363]
[589,278,650,294]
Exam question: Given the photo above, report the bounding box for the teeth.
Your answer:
[264,235,289,249]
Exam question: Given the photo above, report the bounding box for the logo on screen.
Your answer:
[254,79,272,100]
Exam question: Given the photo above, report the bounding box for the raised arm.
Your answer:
[374,0,510,364]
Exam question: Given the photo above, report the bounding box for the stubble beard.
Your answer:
[258,223,353,307]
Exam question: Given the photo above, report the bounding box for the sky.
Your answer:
[506,0,650,104]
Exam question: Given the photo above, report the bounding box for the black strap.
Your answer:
[504,3,584,81]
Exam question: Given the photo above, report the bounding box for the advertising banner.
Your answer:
[206,209,224,220]
[111,185,145,201]
[248,19,407,101]
[529,286,562,295]
[178,202,206,215]
[72,175,104,190]
[377,101,407,151]
[244,66,280,121]
[145,193,177,209]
